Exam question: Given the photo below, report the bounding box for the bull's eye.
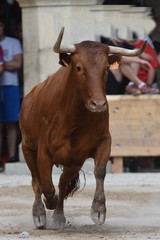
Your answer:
[76,65,81,72]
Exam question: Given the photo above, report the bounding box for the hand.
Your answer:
[140,59,152,70]
[0,63,4,74]
[4,53,22,71]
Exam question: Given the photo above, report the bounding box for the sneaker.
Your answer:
[140,85,159,94]
[148,86,160,94]
[125,84,141,96]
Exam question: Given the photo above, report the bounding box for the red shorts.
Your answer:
[138,68,148,83]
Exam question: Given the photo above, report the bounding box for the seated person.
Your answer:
[102,35,159,95]
[0,45,4,74]
[124,37,159,94]
[106,56,153,95]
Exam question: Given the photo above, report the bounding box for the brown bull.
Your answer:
[19,27,146,229]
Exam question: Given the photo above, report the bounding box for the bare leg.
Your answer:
[120,64,142,87]
[111,69,122,82]
[0,123,3,160]
[147,67,156,86]
[122,63,159,94]
[5,122,18,160]
[130,63,156,86]
[130,62,140,75]
[0,123,4,170]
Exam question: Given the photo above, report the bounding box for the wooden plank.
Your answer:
[111,157,123,173]
[107,95,160,157]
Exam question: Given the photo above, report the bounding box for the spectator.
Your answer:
[120,55,159,94]
[0,45,4,172]
[0,45,3,74]
[124,36,159,94]
[103,34,159,95]
[106,55,153,95]
[0,17,23,172]
[102,36,156,95]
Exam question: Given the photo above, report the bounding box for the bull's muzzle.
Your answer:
[87,99,107,112]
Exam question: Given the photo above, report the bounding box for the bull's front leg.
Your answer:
[91,134,111,225]
[21,144,46,229]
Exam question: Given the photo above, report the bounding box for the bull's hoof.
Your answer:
[32,202,46,229]
[52,210,66,229]
[33,214,46,229]
[90,207,106,225]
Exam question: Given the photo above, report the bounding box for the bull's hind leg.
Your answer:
[53,166,81,229]
[22,144,46,228]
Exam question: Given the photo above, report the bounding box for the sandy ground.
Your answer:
[0,161,160,240]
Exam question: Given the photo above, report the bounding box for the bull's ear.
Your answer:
[59,53,71,67]
[108,54,121,69]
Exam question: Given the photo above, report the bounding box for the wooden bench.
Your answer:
[108,94,160,173]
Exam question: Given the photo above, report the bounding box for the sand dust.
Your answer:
[0,162,160,240]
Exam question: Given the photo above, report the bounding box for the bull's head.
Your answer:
[53,27,146,113]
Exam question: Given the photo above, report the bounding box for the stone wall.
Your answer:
[17,0,156,94]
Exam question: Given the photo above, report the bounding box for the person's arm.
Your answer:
[121,56,152,69]
[139,52,153,62]
[0,63,4,74]
[157,54,160,65]
[4,53,23,71]
[0,46,4,74]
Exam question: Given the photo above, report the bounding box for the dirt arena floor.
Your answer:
[0,162,160,240]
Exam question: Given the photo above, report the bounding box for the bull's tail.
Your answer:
[65,173,80,199]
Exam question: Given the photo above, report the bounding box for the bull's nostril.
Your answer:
[101,100,106,107]
[91,100,97,109]
[88,99,107,112]
[95,100,106,107]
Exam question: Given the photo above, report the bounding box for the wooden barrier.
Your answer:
[108,94,160,173]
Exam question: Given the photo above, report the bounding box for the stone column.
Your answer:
[17,0,97,94]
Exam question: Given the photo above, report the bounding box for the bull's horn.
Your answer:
[53,27,76,53]
[108,40,147,56]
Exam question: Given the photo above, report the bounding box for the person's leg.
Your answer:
[0,123,4,171]
[106,70,122,94]
[119,63,154,95]
[2,86,20,162]
[146,67,156,86]
[0,86,5,171]
[130,62,140,75]
[5,122,18,161]
[111,69,122,82]
[0,123,3,159]
[120,64,143,87]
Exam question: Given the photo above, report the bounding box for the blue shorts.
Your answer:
[0,86,20,122]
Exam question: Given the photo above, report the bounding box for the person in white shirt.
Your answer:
[0,17,23,172]
[0,45,4,74]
